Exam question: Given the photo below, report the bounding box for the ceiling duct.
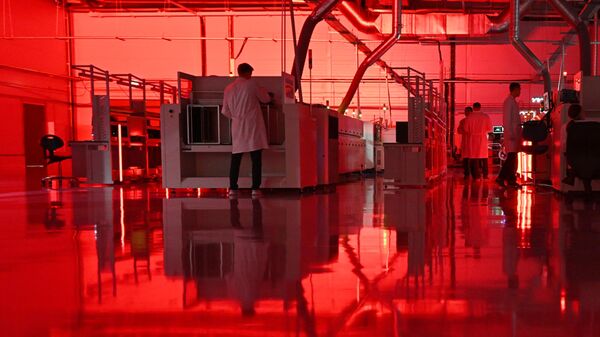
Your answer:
[338,0,401,113]
[510,0,552,94]
[338,0,382,35]
[487,0,535,33]
[548,0,592,76]
[292,0,341,91]
[399,13,491,36]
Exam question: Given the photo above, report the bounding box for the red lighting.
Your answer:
[119,187,125,249]
[517,189,532,248]
[518,142,533,182]
[572,300,580,316]
[118,124,124,182]
[560,288,566,314]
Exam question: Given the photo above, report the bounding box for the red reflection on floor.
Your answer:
[1,173,600,337]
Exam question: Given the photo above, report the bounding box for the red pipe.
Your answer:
[292,0,341,91]
[487,0,535,33]
[200,16,207,76]
[338,0,401,114]
[548,0,592,76]
[338,0,381,36]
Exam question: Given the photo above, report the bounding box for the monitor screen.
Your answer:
[543,92,551,111]
[493,126,504,134]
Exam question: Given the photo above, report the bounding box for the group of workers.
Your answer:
[458,82,524,188]
[220,64,558,193]
[457,102,492,180]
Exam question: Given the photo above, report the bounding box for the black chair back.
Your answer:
[522,120,549,143]
[40,134,65,159]
[566,121,600,179]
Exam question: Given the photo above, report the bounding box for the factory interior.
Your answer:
[2,0,600,336]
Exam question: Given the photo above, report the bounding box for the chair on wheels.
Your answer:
[40,134,79,188]
[564,121,600,194]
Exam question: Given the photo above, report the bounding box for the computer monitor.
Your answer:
[543,92,551,111]
[493,126,504,134]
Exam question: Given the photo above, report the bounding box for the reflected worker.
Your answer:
[228,198,268,317]
[496,83,522,188]
[222,63,272,198]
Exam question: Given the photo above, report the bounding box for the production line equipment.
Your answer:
[550,74,600,193]
[160,73,370,190]
[383,96,447,187]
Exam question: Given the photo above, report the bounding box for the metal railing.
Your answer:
[392,67,446,126]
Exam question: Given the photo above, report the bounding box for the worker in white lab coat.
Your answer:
[496,82,522,188]
[457,107,473,179]
[222,63,272,197]
[463,102,492,179]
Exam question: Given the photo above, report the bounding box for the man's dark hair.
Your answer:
[473,102,481,109]
[509,82,520,92]
[568,104,583,120]
[237,63,254,75]
[465,106,473,112]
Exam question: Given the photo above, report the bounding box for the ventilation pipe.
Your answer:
[338,0,381,36]
[488,0,535,34]
[510,0,552,94]
[548,0,592,76]
[292,0,341,91]
[338,0,401,114]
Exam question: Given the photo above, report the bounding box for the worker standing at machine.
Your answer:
[464,102,492,179]
[496,82,522,188]
[457,107,473,179]
[222,63,272,198]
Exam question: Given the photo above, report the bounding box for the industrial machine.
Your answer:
[363,121,383,172]
[383,71,447,188]
[551,75,600,193]
[161,73,367,190]
[338,115,367,174]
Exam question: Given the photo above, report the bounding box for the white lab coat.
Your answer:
[457,117,469,158]
[502,95,522,153]
[222,77,271,154]
[462,111,492,159]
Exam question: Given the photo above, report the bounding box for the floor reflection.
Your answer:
[0,175,599,336]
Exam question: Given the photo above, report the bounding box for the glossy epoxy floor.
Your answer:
[1,175,600,337]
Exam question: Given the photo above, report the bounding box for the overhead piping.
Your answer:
[338,0,381,36]
[200,16,207,76]
[510,0,552,94]
[511,2,599,70]
[487,0,535,34]
[548,0,592,76]
[338,0,401,114]
[292,0,341,91]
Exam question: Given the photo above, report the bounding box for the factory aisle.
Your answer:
[1,175,599,337]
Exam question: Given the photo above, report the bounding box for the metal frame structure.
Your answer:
[73,64,178,110]
[72,64,177,182]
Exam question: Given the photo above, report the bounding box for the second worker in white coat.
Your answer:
[222,63,272,197]
[463,102,492,179]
